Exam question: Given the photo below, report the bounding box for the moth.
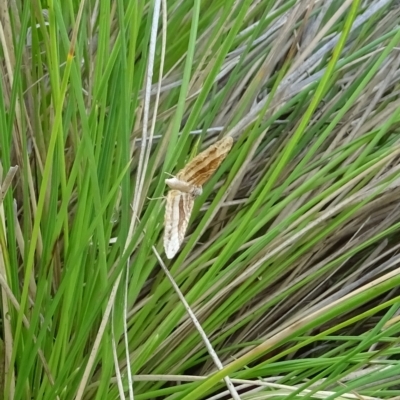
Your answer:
[164,136,233,259]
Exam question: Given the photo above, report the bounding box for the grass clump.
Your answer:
[1,0,400,399]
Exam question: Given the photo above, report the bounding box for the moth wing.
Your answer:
[164,190,194,259]
[176,136,233,186]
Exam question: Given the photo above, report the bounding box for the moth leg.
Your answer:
[147,196,167,201]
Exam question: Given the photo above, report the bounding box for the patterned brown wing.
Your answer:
[176,136,233,186]
[164,190,194,259]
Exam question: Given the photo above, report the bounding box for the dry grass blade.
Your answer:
[152,245,240,399]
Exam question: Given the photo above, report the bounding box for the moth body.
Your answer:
[165,177,202,196]
[163,136,233,259]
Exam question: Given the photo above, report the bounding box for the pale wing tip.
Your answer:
[164,233,180,259]
[164,243,178,259]
[225,136,233,144]
[222,136,234,148]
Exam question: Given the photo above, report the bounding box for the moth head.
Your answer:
[190,186,202,197]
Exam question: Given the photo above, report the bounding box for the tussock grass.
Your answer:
[1,0,400,399]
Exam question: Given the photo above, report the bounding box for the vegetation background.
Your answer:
[1,0,400,398]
